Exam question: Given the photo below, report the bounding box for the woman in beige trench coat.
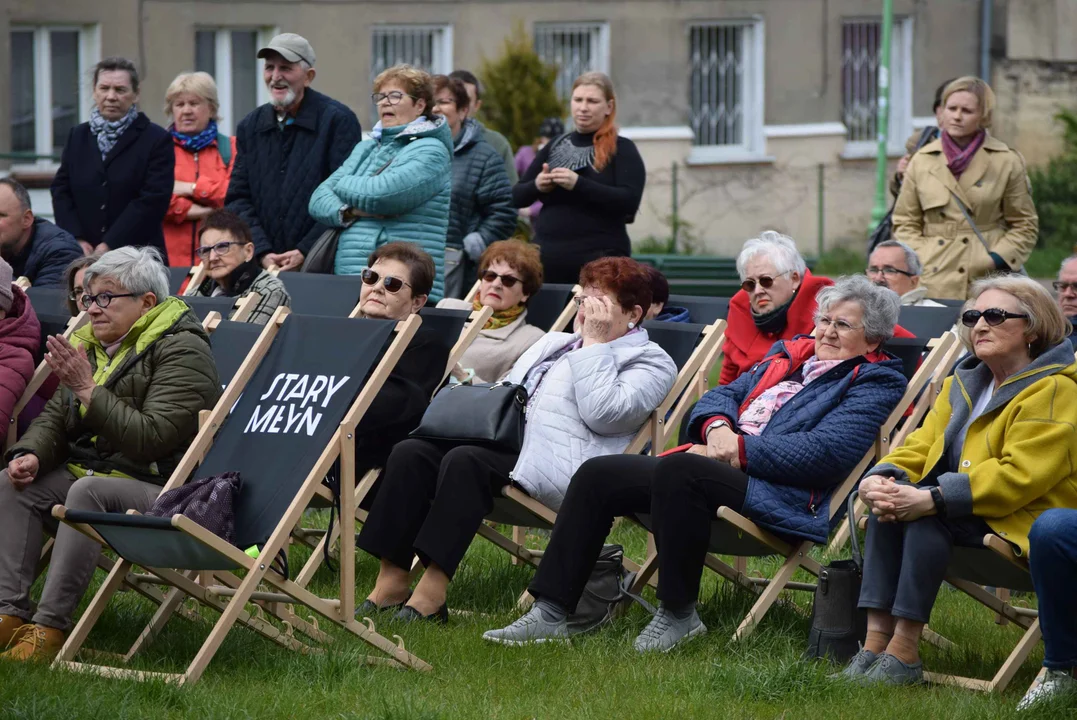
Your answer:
[893,76,1038,300]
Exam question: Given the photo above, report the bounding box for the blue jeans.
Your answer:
[1029,509,1077,670]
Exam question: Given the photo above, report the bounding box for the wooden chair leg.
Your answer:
[995,586,1011,626]
[733,541,811,642]
[511,526,526,566]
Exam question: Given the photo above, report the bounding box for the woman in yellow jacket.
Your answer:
[893,77,1038,300]
[836,275,1076,686]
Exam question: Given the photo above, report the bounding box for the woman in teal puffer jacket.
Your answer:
[308,65,452,300]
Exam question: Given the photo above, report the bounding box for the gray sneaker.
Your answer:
[482,606,570,646]
[861,652,924,685]
[830,647,878,681]
[1017,669,1077,711]
[633,607,707,653]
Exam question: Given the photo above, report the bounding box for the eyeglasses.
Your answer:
[866,265,914,278]
[81,292,138,309]
[69,287,88,308]
[814,315,864,335]
[196,240,250,259]
[741,271,791,293]
[961,308,1030,327]
[371,91,416,106]
[480,270,522,288]
[361,268,411,294]
[1052,281,1077,294]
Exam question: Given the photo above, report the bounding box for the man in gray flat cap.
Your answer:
[225,32,361,271]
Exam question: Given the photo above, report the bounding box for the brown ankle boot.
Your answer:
[0,624,65,662]
[0,615,29,648]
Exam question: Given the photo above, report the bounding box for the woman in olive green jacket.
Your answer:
[0,246,219,662]
[893,77,1038,300]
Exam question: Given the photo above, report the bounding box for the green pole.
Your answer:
[869,0,894,234]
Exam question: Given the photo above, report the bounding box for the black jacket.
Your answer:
[50,113,174,258]
[6,218,84,288]
[446,120,516,249]
[226,89,361,258]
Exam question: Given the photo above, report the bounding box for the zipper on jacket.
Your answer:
[808,490,818,517]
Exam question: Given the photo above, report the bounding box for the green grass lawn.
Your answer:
[0,515,1067,720]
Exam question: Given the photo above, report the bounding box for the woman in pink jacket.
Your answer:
[0,258,41,433]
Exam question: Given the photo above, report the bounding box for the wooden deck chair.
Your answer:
[663,294,732,400]
[279,273,365,316]
[629,333,957,641]
[168,265,207,296]
[293,304,492,584]
[177,293,260,324]
[14,276,31,290]
[474,319,726,587]
[50,310,430,684]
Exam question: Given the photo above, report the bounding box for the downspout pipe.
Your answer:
[980,0,993,81]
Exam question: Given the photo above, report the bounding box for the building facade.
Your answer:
[2,0,991,256]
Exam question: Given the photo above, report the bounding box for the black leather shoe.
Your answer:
[355,597,407,618]
[393,603,448,625]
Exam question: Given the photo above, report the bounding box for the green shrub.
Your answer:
[478,23,565,150]
[1029,108,1077,253]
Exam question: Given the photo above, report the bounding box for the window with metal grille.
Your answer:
[195,28,274,135]
[533,23,609,102]
[688,20,764,156]
[841,18,913,154]
[9,26,96,163]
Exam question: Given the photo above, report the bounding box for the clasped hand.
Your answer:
[45,335,95,406]
[535,164,579,193]
[687,425,740,468]
[858,474,934,523]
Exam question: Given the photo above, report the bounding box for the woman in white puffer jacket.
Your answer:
[356,256,677,623]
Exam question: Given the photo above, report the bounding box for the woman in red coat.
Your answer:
[162,72,236,267]
[720,231,834,385]
[0,258,41,433]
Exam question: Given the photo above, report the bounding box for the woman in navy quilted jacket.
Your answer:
[485,275,908,652]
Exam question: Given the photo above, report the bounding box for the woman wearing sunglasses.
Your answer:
[843,274,1077,686]
[0,246,220,661]
[357,256,676,623]
[309,64,451,301]
[719,231,834,386]
[190,210,290,325]
[437,239,547,384]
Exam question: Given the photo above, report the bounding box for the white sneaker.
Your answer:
[482,606,570,647]
[1018,669,1077,711]
[633,606,707,653]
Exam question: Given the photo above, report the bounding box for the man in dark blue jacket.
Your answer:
[225,33,361,272]
[1055,256,1077,351]
[0,179,83,288]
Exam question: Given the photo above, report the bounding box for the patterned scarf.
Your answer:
[89,105,139,159]
[941,129,986,179]
[474,296,525,331]
[738,356,844,436]
[171,119,219,153]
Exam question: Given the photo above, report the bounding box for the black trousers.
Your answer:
[528,453,748,612]
[356,438,517,579]
[537,245,628,285]
[858,511,992,623]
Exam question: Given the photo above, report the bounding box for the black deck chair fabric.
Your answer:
[645,322,708,371]
[882,336,929,382]
[27,308,72,366]
[932,298,965,308]
[417,307,470,356]
[208,320,263,389]
[169,267,192,295]
[26,286,69,316]
[666,295,730,325]
[899,305,960,340]
[64,315,398,567]
[178,295,235,322]
[279,274,364,317]
[525,283,576,332]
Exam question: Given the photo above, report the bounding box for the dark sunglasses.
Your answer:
[480,270,522,288]
[81,292,138,309]
[741,271,791,293]
[960,308,1030,327]
[361,268,411,294]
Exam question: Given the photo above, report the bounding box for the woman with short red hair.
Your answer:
[512,72,646,284]
[357,256,677,622]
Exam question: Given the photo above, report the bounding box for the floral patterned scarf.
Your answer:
[89,105,139,159]
[474,296,525,331]
[738,356,844,436]
[170,119,219,153]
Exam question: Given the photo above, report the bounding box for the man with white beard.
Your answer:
[225,33,361,271]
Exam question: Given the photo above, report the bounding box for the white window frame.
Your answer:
[686,17,766,165]
[841,16,914,158]
[369,24,454,82]
[196,27,278,135]
[532,22,611,103]
[10,24,100,170]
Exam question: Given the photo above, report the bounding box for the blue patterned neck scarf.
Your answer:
[89,105,139,159]
[171,120,219,153]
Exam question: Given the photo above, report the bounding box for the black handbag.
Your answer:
[300,227,341,274]
[567,544,655,635]
[805,493,867,662]
[409,381,528,452]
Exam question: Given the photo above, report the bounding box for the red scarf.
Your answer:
[941,130,986,179]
